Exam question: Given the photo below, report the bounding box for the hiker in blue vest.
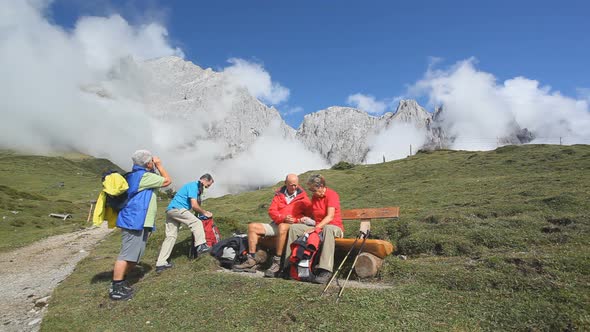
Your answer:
[154,173,215,272]
[109,150,171,301]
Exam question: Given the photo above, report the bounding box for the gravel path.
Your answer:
[0,224,113,332]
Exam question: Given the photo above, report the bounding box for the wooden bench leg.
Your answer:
[354,252,383,278]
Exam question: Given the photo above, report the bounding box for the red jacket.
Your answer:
[268,186,312,224]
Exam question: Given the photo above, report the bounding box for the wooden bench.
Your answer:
[259,207,399,278]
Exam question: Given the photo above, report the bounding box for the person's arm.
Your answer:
[152,156,171,187]
[190,198,212,218]
[307,207,334,233]
[268,194,288,224]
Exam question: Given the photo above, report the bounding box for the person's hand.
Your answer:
[285,215,296,224]
[204,211,213,218]
[152,156,162,165]
[305,227,317,234]
[300,216,316,226]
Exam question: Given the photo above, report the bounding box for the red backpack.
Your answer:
[288,230,323,281]
[202,217,221,246]
[190,215,221,252]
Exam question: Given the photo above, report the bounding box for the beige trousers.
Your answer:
[283,224,343,272]
[156,208,206,266]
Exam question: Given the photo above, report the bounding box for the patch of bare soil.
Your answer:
[0,224,113,332]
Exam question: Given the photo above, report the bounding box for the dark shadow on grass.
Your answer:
[90,262,152,285]
[167,237,193,262]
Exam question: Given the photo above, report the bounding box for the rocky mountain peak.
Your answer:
[391,99,431,126]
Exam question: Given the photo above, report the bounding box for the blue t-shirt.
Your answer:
[168,181,200,210]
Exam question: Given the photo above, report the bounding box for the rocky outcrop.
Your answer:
[296,100,433,164]
[141,56,295,154]
[296,107,380,164]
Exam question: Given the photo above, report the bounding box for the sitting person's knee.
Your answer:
[278,223,290,233]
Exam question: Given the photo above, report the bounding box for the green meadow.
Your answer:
[3,145,588,331]
[0,150,122,251]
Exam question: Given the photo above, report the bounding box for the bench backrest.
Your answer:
[341,207,400,233]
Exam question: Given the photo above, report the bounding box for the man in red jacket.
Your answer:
[233,174,312,277]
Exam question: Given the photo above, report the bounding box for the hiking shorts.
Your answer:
[262,222,279,236]
[118,228,150,263]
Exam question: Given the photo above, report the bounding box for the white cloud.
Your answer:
[0,0,322,197]
[408,58,590,149]
[282,106,304,116]
[577,88,590,103]
[223,58,290,105]
[73,15,184,72]
[346,93,387,114]
[211,121,328,195]
[0,0,183,164]
[366,123,427,163]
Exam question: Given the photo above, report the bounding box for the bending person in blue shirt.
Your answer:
[155,174,215,272]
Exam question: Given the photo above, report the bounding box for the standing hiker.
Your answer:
[110,150,171,301]
[155,174,215,272]
[284,174,344,284]
[233,174,312,276]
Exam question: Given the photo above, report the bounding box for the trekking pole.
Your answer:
[320,231,363,297]
[336,230,370,303]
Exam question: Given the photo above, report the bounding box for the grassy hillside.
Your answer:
[40,144,590,331]
[0,150,122,251]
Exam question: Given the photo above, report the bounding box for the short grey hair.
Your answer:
[200,173,214,182]
[131,149,153,166]
[307,174,325,188]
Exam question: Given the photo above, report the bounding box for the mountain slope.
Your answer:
[0,151,121,251]
[43,144,590,331]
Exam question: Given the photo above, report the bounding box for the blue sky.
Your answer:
[49,0,590,128]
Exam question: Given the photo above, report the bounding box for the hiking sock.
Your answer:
[272,255,281,262]
[248,252,256,259]
[112,279,124,285]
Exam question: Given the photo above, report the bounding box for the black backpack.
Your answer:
[210,235,248,269]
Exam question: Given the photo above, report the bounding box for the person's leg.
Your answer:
[234,223,275,270]
[316,225,344,273]
[156,211,180,266]
[175,209,206,247]
[275,223,291,256]
[111,229,143,300]
[113,260,128,281]
[246,222,269,254]
[113,229,141,280]
[264,223,289,277]
[282,224,311,270]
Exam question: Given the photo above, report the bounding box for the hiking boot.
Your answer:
[312,269,332,284]
[189,244,211,259]
[109,281,133,301]
[232,256,259,272]
[264,257,282,278]
[155,262,174,273]
[196,244,211,255]
[110,280,134,294]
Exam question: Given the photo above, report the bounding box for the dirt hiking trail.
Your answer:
[0,224,113,332]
